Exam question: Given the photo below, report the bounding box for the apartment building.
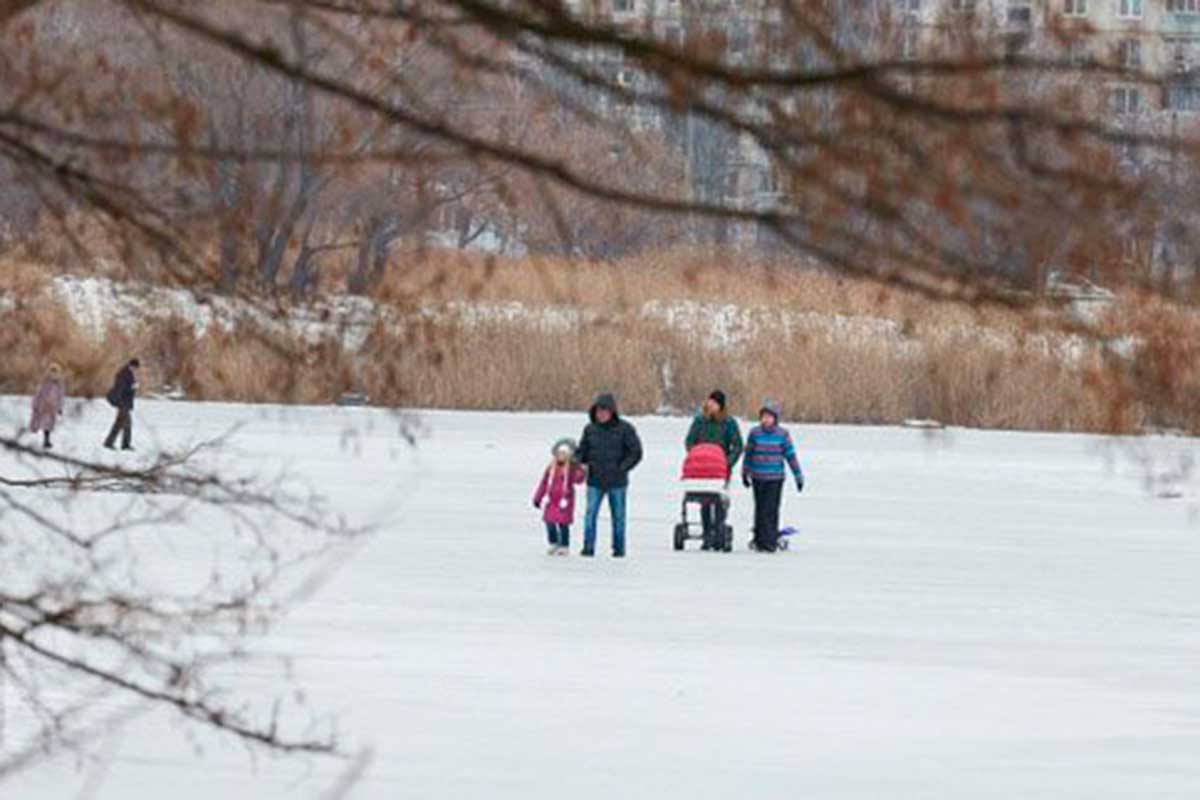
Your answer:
[892,1,1200,115]
[551,1,1195,248]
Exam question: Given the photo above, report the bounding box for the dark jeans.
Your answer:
[700,497,728,549]
[545,522,570,547]
[584,485,627,556]
[752,479,784,552]
[104,407,132,449]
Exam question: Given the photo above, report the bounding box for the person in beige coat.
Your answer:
[29,363,66,449]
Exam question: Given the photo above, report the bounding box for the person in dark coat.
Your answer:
[685,389,743,549]
[103,358,140,451]
[576,392,643,558]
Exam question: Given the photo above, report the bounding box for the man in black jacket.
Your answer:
[576,393,642,558]
[103,358,140,451]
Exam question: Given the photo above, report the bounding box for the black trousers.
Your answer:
[544,522,570,547]
[752,479,784,552]
[700,497,728,549]
[104,407,133,449]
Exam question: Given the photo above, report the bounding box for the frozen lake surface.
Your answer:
[3,399,1199,798]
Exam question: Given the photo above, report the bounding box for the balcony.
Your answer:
[1162,13,1200,35]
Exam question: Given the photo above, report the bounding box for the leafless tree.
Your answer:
[0,430,359,779]
[4,0,1200,779]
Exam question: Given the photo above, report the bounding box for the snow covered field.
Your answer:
[3,399,1200,798]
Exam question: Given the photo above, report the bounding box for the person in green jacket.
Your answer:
[684,390,744,549]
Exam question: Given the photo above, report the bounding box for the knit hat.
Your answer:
[551,437,577,458]
[759,399,783,422]
[708,390,727,411]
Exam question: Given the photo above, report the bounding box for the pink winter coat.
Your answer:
[29,375,65,433]
[533,463,586,525]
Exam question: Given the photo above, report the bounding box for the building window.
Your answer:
[1118,38,1142,69]
[1117,0,1142,18]
[759,168,782,194]
[896,0,921,13]
[1166,84,1200,111]
[613,0,635,12]
[1168,0,1200,12]
[950,0,976,12]
[1171,39,1195,72]
[1067,39,1091,65]
[1112,86,1142,114]
[1008,0,1033,24]
[1064,0,1087,14]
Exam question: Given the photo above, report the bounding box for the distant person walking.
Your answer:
[576,393,643,558]
[103,358,140,451]
[29,363,65,450]
[684,389,743,549]
[742,399,804,553]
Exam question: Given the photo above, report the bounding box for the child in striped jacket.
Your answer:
[741,399,804,552]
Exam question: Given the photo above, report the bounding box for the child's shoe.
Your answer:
[555,547,569,556]
[548,544,561,555]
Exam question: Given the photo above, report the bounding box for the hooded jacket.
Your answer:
[533,462,587,525]
[576,393,643,490]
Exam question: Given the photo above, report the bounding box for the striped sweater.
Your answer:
[742,424,803,483]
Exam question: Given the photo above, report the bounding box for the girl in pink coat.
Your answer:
[532,438,587,555]
[29,363,65,449]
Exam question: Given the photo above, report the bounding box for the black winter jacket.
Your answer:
[106,365,137,410]
[577,403,643,490]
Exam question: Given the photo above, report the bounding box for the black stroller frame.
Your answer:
[673,491,734,552]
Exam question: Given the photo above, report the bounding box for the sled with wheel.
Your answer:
[747,525,800,551]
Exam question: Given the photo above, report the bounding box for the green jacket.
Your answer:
[685,411,744,469]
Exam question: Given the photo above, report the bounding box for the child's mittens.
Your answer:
[533,498,541,509]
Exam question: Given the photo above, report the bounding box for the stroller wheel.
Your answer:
[778,538,790,551]
[673,523,686,551]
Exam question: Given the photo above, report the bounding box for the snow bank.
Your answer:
[27,276,1106,365]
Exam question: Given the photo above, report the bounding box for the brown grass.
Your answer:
[0,250,1172,434]
[369,248,1026,330]
[0,255,52,296]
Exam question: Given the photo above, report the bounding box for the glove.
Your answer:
[533,499,541,509]
[796,477,805,494]
[741,473,751,488]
